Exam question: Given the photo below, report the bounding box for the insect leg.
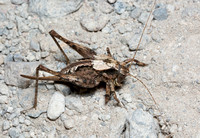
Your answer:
[49,30,97,59]
[109,81,121,106]
[105,83,111,104]
[21,65,61,113]
[106,47,112,57]
[49,31,70,64]
[122,58,147,66]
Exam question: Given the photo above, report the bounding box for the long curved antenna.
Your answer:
[128,73,157,105]
[127,0,157,68]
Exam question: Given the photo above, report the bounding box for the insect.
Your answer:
[21,1,157,111]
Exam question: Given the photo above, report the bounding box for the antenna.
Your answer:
[127,0,156,68]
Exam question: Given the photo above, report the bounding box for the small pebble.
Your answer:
[12,118,19,127]
[138,12,149,24]
[130,7,142,19]
[30,40,40,52]
[47,92,65,120]
[0,95,8,104]
[153,7,168,20]
[3,120,10,131]
[63,119,74,129]
[114,1,126,15]
[9,127,20,138]
[80,13,109,32]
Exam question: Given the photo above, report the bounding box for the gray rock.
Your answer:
[12,118,19,127]
[107,0,116,4]
[100,1,113,14]
[28,0,83,17]
[153,7,168,20]
[47,92,65,120]
[30,40,40,52]
[138,11,149,24]
[0,54,4,65]
[4,62,40,88]
[122,93,132,103]
[0,83,9,95]
[2,120,10,130]
[6,22,15,29]
[18,116,25,123]
[114,1,126,15]
[65,96,84,113]
[9,127,20,138]
[13,54,24,62]
[130,7,142,19]
[0,44,4,51]
[80,13,109,32]
[63,119,74,129]
[11,0,25,5]
[0,28,4,36]
[24,119,32,126]
[0,12,6,21]
[0,95,8,103]
[121,109,159,138]
[127,33,151,50]
[55,83,71,96]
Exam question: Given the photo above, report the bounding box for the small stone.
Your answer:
[0,54,4,65]
[0,44,4,51]
[47,92,65,120]
[13,54,24,62]
[169,124,178,133]
[107,0,116,4]
[55,84,71,96]
[114,1,126,15]
[29,0,83,17]
[0,83,9,95]
[24,119,32,126]
[63,119,74,129]
[0,95,8,103]
[130,7,142,19]
[9,127,20,138]
[80,13,109,32]
[19,116,25,123]
[122,93,132,103]
[138,12,149,24]
[38,24,45,33]
[7,107,14,113]
[65,96,84,113]
[100,1,113,14]
[127,33,151,50]
[6,22,15,29]
[30,40,40,52]
[11,0,25,5]
[12,118,19,127]
[26,52,36,61]
[41,51,49,58]
[153,7,168,20]
[3,120,10,130]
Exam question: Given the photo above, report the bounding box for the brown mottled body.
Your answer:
[21,30,146,111]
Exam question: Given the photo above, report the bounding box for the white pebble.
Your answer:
[47,92,65,120]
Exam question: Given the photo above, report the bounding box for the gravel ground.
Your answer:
[0,0,200,137]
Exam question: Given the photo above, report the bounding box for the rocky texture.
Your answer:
[0,0,200,137]
[4,62,40,88]
[80,13,109,32]
[28,0,83,17]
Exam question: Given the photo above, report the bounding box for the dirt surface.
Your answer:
[0,0,200,137]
